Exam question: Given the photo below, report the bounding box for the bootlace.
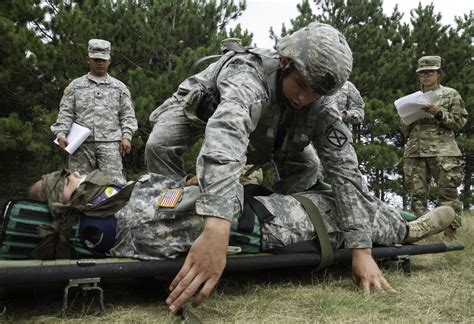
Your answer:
[410,218,432,235]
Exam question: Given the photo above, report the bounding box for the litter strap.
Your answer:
[292,194,334,270]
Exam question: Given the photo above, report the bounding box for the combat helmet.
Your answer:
[276,22,353,96]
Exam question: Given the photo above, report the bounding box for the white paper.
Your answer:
[54,122,91,154]
[394,91,439,125]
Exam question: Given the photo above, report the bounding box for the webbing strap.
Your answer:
[292,194,333,270]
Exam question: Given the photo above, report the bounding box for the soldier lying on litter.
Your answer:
[27,168,454,312]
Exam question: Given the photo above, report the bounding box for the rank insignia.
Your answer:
[158,188,184,208]
[326,127,348,148]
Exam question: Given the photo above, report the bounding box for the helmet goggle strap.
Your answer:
[312,73,336,96]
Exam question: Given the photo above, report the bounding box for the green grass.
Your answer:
[1,213,473,322]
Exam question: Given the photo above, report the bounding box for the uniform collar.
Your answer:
[87,72,110,84]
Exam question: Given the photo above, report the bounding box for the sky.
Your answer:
[228,0,473,48]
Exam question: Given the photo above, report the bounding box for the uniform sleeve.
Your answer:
[312,118,375,248]
[399,119,409,137]
[343,82,365,124]
[195,64,268,223]
[119,86,138,141]
[50,84,75,139]
[437,89,468,131]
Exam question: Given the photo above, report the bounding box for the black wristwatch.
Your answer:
[435,110,443,121]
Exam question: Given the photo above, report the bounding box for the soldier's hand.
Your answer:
[58,138,69,152]
[422,104,437,116]
[341,111,348,121]
[166,217,230,312]
[120,139,132,157]
[186,175,198,186]
[351,248,396,293]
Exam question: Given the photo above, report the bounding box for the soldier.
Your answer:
[332,81,365,129]
[51,39,138,185]
[144,22,405,310]
[29,169,455,310]
[401,55,468,240]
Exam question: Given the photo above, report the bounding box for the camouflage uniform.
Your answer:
[109,174,407,260]
[331,81,365,129]
[51,40,137,185]
[401,56,468,229]
[145,24,381,250]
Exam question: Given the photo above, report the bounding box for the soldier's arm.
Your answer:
[50,84,76,140]
[166,216,231,311]
[195,64,267,224]
[118,86,138,141]
[435,90,468,130]
[343,82,365,124]
[399,119,410,137]
[313,118,394,292]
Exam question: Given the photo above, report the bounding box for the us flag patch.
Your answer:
[158,188,183,208]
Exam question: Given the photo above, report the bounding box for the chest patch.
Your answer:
[326,127,348,148]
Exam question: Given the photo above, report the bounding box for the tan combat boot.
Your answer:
[404,206,455,244]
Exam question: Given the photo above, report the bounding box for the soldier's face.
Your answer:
[418,70,439,88]
[63,171,84,203]
[87,57,111,77]
[281,68,321,109]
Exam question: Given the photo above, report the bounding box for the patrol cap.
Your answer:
[88,39,111,60]
[416,55,441,72]
[276,22,353,96]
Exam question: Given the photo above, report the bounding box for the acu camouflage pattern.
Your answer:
[258,191,406,251]
[51,73,138,185]
[68,142,126,185]
[401,85,468,226]
[51,73,137,141]
[276,22,353,95]
[109,174,407,260]
[332,81,365,126]
[109,174,204,260]
[145,29,381,248]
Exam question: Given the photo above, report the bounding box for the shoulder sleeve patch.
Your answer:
[325,126,348,148]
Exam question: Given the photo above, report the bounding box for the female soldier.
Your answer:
[401,56,468,240]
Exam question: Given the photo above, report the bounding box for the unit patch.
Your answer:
[326,127,348,148]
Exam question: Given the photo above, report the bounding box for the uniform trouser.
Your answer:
[145,98,319,194]
[404,156,464,229]
[69,141,127,186]
[109,174,407,260]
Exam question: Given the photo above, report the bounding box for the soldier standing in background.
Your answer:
[51,39,138,185]
[401,55,468,240]
[331,80,365,129]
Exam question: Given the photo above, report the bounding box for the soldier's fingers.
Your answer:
[381,278,396,293]
[191,276,219,307]
[168,264,197,304]
[359,280,371,293]
[169,260,192,291]
[168,273,204,312]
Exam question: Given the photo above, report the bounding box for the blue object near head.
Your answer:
[79,215,117,254]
